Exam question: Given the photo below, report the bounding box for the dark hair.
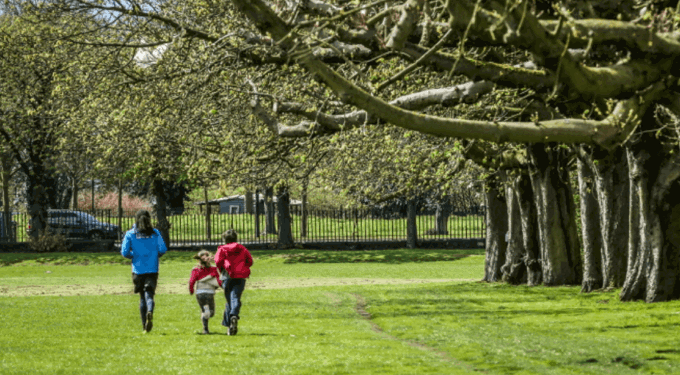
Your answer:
[135,210,154,236]
[222,229,237,244]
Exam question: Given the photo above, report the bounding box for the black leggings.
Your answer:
[132,273,158,327]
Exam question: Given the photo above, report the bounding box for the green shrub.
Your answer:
[28,232,69,252]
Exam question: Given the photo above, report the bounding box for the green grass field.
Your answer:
[1,249,679,374]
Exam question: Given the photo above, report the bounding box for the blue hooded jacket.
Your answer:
[121,225,168,275]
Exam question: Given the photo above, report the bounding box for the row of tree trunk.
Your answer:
[482,141,680,303]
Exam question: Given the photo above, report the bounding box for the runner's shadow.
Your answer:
[196,332,281,336]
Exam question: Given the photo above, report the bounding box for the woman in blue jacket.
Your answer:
[121,210,168,333]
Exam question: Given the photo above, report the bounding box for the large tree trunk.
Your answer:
[264,186,277,234]
[433,203,450,234]
[117,179,123,239]
[72,178,79,210]
[621,145,680,302]
[592,149,630,289]
[244,189,254,214]
[626,151,640,284]
[578,156,603,292]
[301,181,308,238]
[254,189,261,237]
[513,173,542,286]
[59,184,72,209]
[528,144,582,286]
[27,166,57,239]
[483,174,507,282]
[501,173,527,285]
[152,179,171,247]
[204,185,211,241]
[406,198,417,248]
[1,151,12,241]
[276,185,294,248]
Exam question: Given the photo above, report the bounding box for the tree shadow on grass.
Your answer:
[0,252,131,266]
[0,251,209,267]
[0,249,483,266]
[279,249,483,264]
[364,283,606,320]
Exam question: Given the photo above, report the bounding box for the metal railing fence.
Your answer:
[7,206,485,246]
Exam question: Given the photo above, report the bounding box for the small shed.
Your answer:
[195,194,302,214]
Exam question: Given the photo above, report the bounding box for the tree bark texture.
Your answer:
[301,182,308,238]
[265,186,277,235]
[72,179,79,210]
[513,172,542,286]
[245,190,254,214]
[407,199,417,249]
[483,174,507,282]
[528,145,582,286]
[204,186,211,241]
[591,149,629,288]
[434,203,450,235]
[621,144,680,302]
[152,179,171,247]
[254,189,260,237]
[501,173,528,285]
[27,167,57,239]
[117,180,123,239]
[276,186,294,248]
[578,157,603,292]
[1,152,12,241]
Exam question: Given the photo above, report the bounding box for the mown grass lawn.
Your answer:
[1,249,679,374]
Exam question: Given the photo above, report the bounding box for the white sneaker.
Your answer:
[202,305,211,320]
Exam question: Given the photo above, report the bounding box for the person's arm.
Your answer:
[211,268,223,287]
[188,269,197,295]
[214,248,225,270]
[245,248,253,267]
[121,233,133,259]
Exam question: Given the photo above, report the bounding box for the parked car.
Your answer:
[26,209,121,240]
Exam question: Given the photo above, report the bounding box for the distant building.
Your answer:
[194,194,302,214]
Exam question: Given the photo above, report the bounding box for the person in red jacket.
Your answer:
[214,229,253,336]
[188,250,222,334]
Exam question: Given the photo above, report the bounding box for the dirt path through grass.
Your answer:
[0,277,476,297]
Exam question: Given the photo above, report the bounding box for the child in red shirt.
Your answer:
[214,229,253,336]
[188,250,222,334]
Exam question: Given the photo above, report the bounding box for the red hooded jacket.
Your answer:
[214,243,253,279]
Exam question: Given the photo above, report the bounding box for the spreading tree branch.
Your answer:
[232,0,665,149]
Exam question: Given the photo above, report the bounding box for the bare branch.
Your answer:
[385,0,422,51]
[275,81,495,131]
[232,0,666,149]
[377,29,454,92]
[402,43,554,91]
